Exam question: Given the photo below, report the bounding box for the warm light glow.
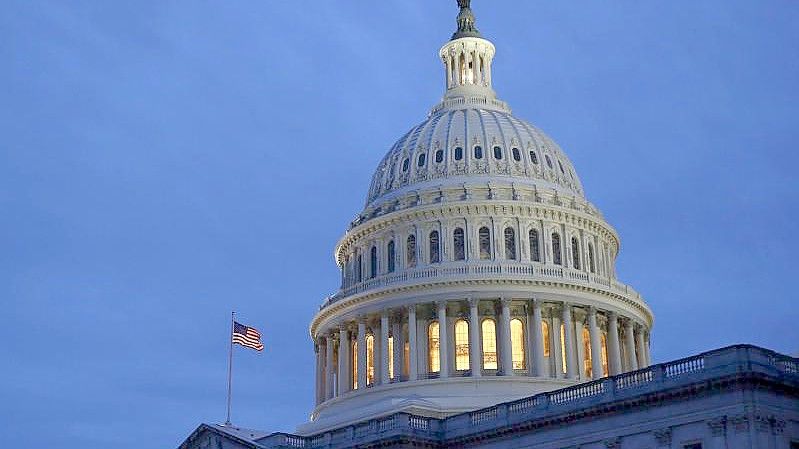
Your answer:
[560,323,567,374]
[428,321,440,373]
[482,319,497,370]
[583,327,593,378]
[542,321,551,357]
[351,340,358,389]
[366,334,375,385]
[601,332,609,377]
[454,319,470,371]
[388,336,394,380]
[511,318,525,370]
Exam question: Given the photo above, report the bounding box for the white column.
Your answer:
[532,300,546,377]
[551,314,564,378]
[437,300,450,378]
[357,319,367,389]
[392,317,403,381]
[635,325,646,368]
[588,307,603,379]
[525,302,535,376]
[381,312,390,384]
[499,298,514,375]
[468,298,482,377]
[407,305,418,381]
[325,333,335,399]
[607,312,623,375]
[338,325,349,394]
[574,314,586,380]
[624,320,639,371]
[314,342,322,404]
[562,303,577,379]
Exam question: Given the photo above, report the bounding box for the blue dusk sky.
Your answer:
[1,1,798,448]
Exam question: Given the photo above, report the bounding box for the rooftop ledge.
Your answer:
[243,344,799,449]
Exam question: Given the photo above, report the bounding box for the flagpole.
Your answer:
[225,310,235,426]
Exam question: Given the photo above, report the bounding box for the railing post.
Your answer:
[602,377,616,400]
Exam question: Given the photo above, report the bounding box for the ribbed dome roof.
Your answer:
[366,107,584,207]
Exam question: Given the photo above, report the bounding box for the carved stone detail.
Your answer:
[730,414,749,433]
[653,427,672,447]
[707,416,726,437]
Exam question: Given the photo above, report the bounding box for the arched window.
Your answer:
[479,226,491,260]
[582,327,592,378]
[474,145,483,159]
[356,253,364,281]
[366,334,375,385]
[552,233,562,265]
[387,240,395,273]
[402,158,410,172]
[504,227,516,260]
[454,147,464,161]
[429,230,440,264]
[588,243,595,274]
[481,319,498,370]
[511,318,525,370]
[529,229,541,262]
[493,146,503,159]
[541,321,551,357]
[601,332,609,377]
[435,149,444,163]
[369,246,378,279]
[558,160,565,174]
[453,227,465,261]
[454,319,470,371]
[512,147,521,161]
[406,235,417,268]
[417,153,426,167]
[545,154,553,169]
[428,321,440,373]
[351,340,358,389]
[571,237,581,270]
[529,150,538,164]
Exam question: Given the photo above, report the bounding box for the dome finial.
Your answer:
[452,0,481,40]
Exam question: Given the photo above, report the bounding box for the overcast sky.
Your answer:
[2,1,798,448]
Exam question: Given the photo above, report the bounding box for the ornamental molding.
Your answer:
[653,427,672,446]
[707,416,726,436]
[730,414,749,433]
[603,437,621,449]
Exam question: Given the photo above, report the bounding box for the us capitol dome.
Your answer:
[301,1,653,435]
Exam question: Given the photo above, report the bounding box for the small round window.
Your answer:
[454,147,464,161]
[435,149,444,163]
[493,146,503,160]
[474,146,483,159]
[512,147,521,161]
[529,151,538,164]
[545,155,553,169]
[402,158,410,172]
[418,153,426,167]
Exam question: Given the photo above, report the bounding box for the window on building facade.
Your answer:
[511,318,525,370]
[542,321,551,357]
[529,150,538,164]
[453,227,465,261]
[479,226,491,260]
[387,240,395,273]
[482,319,498,370]
[370,246,378,279]
[601,332,609,377]
[474,145,483,159]
[454,319,470,371]
[454,146,463,160]
[560,323,567,374]
[583,326,593,378]
[417,153,426,167]
[558,160,565,174]
[351,340,358,390]
[545,154,553,169]
[388,336,394,380]
[529,229,541,262]
[435,149,444,163]
[402,158,409,172]
[493,146,503,159]
[406,235,417,267]
[683,444,702,449]
[504,227,516,260]
[571,237,581,270]
[512,147,521,161]
[366,334,375,385]
[588,243,595,273]
[429,230,440,264]
[552,233,562,265]
[428,321,440,373]
[356,254,363,282]
[403,341,410,378]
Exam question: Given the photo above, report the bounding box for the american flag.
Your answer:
[232,321,264,351]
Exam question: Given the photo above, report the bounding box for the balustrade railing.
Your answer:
[663,354,704,378]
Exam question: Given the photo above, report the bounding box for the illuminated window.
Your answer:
[479,227,491,260]
[474,145,483,159]
[529,229,541,262]
[417,153,426,167]
[435,149,444,163]
[511,318,525,370]
[493,146,503,160]
[560,323,567,374]
[482,319,498,370]
[387,240,395,273]
[388,336,394,380]
[601,332,609,377]
[571,237,581,270]
[351,340,358,389]
[529,150,538,164]
[454,147,463,161]
[552,233,562,265]
[453,227,465,261]
[542,321,551,357]
[428,321,440,373]
[504,227,516,260]
[369,246,378,279]
[406,235,417,267]
[588,243,595,274]
[429,230,440,264]
[583,327,593,378]
[512,147,521,161]
[366,334,375,385]
[404,341,410,378]
[454,319,470,371]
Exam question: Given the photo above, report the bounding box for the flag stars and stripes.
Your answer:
[232,322,264,351]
